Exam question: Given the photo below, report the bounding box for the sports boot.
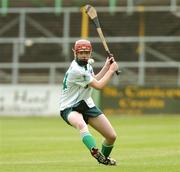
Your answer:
[90,148,107,164]
[91,148,117,166]
[105,157,117,166]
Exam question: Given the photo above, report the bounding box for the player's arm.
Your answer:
[89,61,118,90]
[94,56,114,80]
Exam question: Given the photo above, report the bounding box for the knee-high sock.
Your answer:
[101,142,114,157]
[81,132,96,150]
[80,126,96,150]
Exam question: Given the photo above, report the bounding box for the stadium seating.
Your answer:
[0,1,180,84]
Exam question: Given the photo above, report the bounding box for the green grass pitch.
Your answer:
[0,115,180,172]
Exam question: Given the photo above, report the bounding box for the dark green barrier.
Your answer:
[101,86,180,115]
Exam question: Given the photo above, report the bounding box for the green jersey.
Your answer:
[60,60,95,110]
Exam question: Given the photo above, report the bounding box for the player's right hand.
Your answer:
[109,61,118,72]
[104,56,114,68]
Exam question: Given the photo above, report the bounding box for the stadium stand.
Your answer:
[0,0,180,85]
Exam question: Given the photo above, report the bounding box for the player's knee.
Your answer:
[77,122,87,130]
[107,132,117,143]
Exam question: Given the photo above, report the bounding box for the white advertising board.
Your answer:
[0,85,60,116]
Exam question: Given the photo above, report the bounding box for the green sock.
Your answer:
[101,143,114,157]
[82,133,96,150]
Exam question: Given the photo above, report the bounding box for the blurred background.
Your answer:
[0,0,180,116]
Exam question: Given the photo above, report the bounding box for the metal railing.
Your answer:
[0,6,180,86]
